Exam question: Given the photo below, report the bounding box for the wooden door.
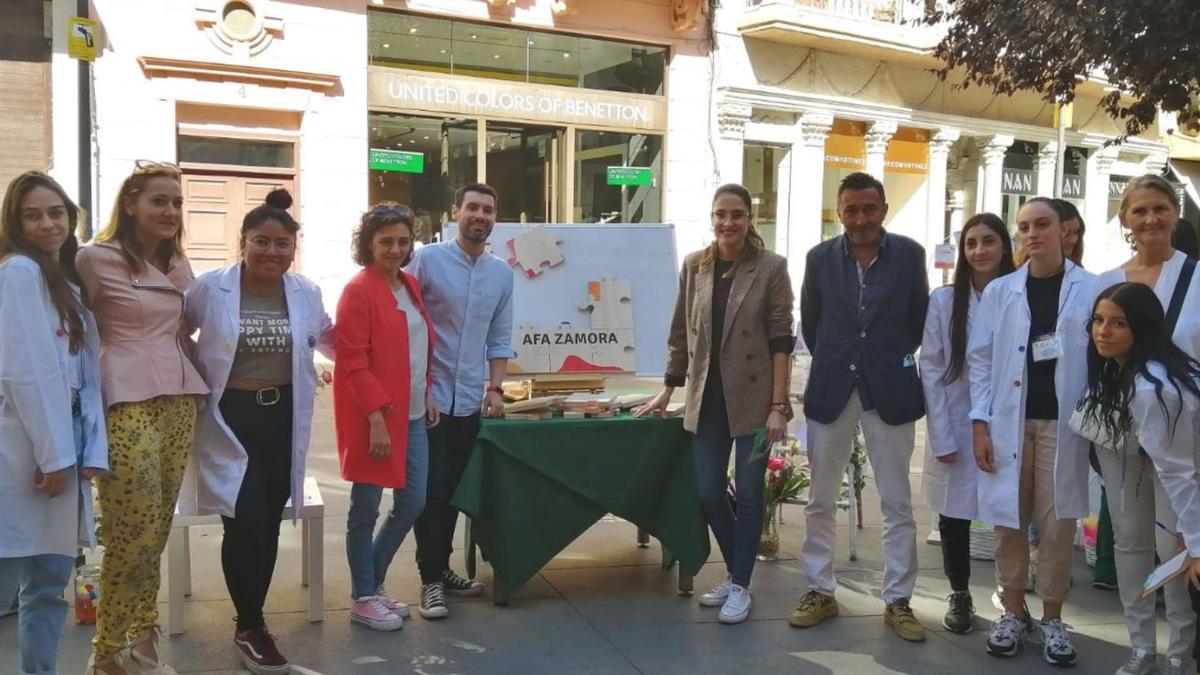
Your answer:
[182,173,294,273]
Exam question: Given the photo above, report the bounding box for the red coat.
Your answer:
[333,266,435,488]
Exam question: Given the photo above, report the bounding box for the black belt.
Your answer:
[228,384,291,407]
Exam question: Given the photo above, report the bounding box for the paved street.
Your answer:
[3,386,1149,674]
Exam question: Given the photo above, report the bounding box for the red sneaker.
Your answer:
[233,627,291,674]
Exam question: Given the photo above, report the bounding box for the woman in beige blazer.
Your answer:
[636,183,795,625]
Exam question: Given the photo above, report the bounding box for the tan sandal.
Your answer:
[85,651,131,675]
[127,626,177,675]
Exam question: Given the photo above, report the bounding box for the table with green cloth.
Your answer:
[451,413,711,604]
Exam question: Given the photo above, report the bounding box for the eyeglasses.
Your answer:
[711,210,749,222]
[133,159,181,177]
[246,237,295,253]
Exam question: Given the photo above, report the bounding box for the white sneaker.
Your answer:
[699,576,732,608]
[1037,618,1077,667]
[375,584,411,618]
[1163,657,1186,675]
[718,584,751,624]
[1114,648,1155,675]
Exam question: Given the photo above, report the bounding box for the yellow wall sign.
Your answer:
[67,17,97,61]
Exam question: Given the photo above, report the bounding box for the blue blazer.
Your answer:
[800,232,929,425]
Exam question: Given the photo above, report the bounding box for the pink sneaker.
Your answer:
[350,596,403,631]
[375,585,411,618]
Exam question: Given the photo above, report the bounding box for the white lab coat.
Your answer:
[1131,362,1200,557]
[179,265,333,519]
[1095,250,1200,359]
[967,261,1095,529]
[0,255,107,558]
[919,285,982,520]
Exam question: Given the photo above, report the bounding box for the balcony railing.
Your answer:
[749,0,949,25]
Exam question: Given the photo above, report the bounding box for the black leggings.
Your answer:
[219,387,294,631]
[938,514,972,593]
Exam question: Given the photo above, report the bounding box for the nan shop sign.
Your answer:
[1003,168,1086,198]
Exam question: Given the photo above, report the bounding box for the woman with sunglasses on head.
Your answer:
[1083,175,1200,675]
[76,161,209,675]
[183,189,332,674]
[1078,281,1200,675]
[0,171,107,675]
[334,203,437,632]
[919,213,1015,635]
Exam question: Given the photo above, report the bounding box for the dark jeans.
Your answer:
[219,387,293,631]
[414,413,481,584]
[692,380,765,589]
[938,514,971,593]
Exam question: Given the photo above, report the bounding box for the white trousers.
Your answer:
[1095,446,1195,661]
[803,391,917,603]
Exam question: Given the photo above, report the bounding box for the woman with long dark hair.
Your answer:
[1078,281,1200,675]
[920,213,1015,635]
[968,197,1095,665]
[636,183,794,625]
[0,171,107,675]
[1089,175,1199,675]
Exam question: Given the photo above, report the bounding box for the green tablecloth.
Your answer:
[451,414,710,594]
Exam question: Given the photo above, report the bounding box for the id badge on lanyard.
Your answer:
[1031,332,1064,362]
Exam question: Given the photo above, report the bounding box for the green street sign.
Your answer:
[606,166,652,186]
[369,148,424,173]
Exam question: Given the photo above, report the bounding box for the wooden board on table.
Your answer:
[502,396,566,414]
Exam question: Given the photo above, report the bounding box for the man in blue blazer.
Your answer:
[789,172,929,642]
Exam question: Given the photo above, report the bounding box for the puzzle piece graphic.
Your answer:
[506,226,564,278]
[513,324,553,373]
[578,278,634,348]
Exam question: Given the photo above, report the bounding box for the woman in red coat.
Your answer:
[334,204,437,632]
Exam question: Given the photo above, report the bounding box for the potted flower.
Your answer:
[758,437,810,560]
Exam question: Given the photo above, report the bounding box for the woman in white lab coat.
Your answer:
[0,170,108,675]
[920,212,1014,635]
[183,189,332,674]
[1080,280,1200,675]
[1087,175,1199,675]
[968,197,1095,666]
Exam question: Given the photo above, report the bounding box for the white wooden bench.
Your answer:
[165,476,324,635]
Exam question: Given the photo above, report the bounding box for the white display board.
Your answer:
[443,222,678,376]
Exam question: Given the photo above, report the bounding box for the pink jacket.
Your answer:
[76,242,209,408]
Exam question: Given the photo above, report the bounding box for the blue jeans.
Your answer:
[0,554,75,675]
[345,417,429,600]
[692,381,766,588]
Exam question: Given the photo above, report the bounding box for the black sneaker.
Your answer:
[420,582,448,619]
[943,592,976,634]
[442,569,485,597]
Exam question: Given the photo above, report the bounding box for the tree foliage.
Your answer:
[932,0,1200,137]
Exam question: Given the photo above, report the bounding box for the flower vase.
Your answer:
[757,505,780,560]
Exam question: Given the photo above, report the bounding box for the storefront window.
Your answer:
[742,144,787,252]
[486,123,562,223]
[369,11,665,95]
[368,113,477,242]
[574,130,662,223]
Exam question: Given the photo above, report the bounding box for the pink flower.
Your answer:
[767,456,787,472]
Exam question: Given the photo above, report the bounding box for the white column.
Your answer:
[925,128,959,283]
[50,0,81,201]
[787,112,834,305]
[976,135,1014,216]
[1036,142,1058,197]
[1084,146,1118,269]
[864,120,897,180]
[774,148,793,254]
[716,103,751,186]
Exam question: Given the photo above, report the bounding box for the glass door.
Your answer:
[484,122,564,223]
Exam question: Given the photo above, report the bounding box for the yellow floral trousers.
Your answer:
[92,395,197,657]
